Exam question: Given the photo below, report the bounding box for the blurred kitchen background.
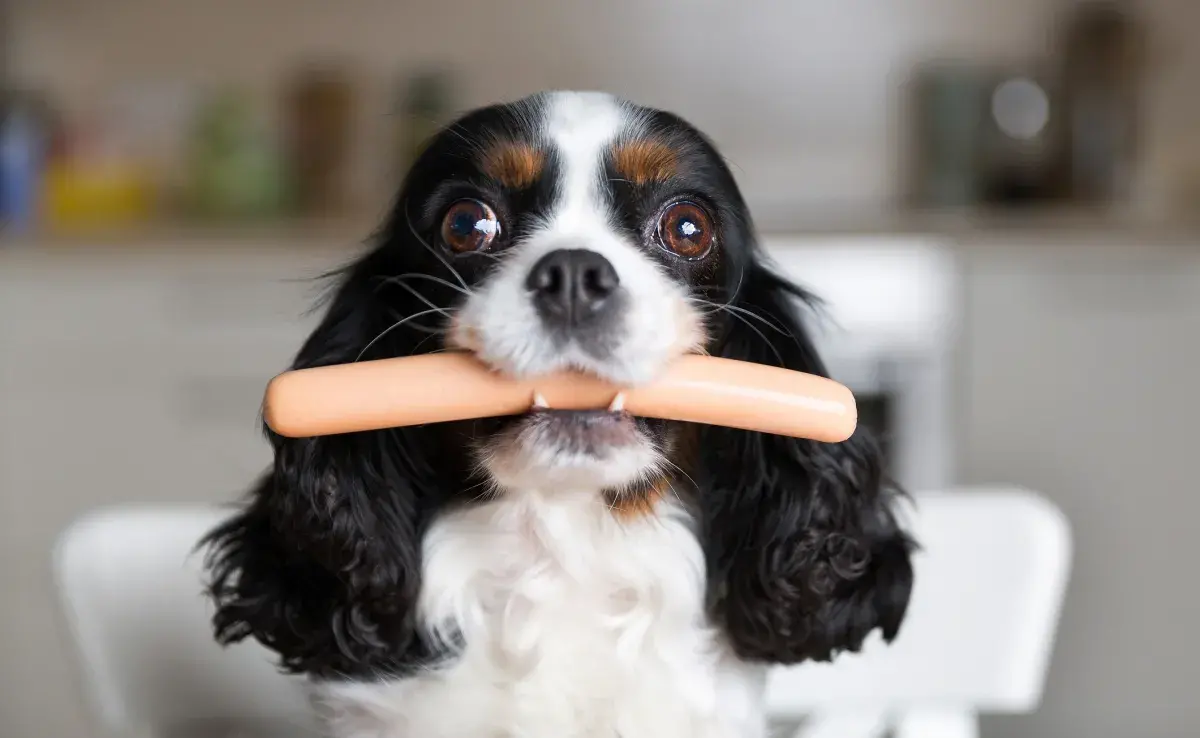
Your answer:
[1,0,1198,737]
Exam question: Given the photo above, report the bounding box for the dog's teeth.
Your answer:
[533,392,550,409]
[608,392,626,413]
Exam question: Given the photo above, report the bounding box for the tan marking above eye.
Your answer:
[611,139,677,185]
[482,141,545,189]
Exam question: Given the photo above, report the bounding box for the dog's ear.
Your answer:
[202,246,456,676]
[696,262,915,664]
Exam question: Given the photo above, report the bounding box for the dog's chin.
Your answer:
[477,409,663,493]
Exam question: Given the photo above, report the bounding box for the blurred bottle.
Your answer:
[394,70,452,182]
[0,92,46,233]
[185,88,288,221]
[285,63,356,217]
[41,107,155,232]
[907,63,987,209]
[1056,0,1146,205]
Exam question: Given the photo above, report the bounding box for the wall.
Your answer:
[9,3,1200,738]
[959,239,1200,738]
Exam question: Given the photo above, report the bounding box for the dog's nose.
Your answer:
[526,249,620,326]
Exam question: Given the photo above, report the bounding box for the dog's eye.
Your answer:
[441,199,501,253]
[657,201,714,259]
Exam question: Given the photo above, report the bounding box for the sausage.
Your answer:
[263,353,857,443]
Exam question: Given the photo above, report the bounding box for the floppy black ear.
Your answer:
[697,261,916,664]
[203,245,463,678]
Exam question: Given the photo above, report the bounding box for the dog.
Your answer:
[204,91,915,738]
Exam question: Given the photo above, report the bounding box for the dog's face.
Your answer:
[388,92,748,496]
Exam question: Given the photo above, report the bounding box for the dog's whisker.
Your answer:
[404,199,471,292]
[715,307,787,366]
[687,297,792,337]
[466,250,507,262]
[409,331,448,355]
[658,458,699,497]
[648,464,690,512]
[356,308,450,361]
[721,304,792,336]
[407,323,449,335]
[388,272,473,296]
[382,302,454,335]
[387,279,459,320]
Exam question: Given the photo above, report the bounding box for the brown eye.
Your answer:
[441,199,501,253]
[657,201,714,259]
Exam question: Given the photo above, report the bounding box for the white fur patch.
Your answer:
[312,492,767,738]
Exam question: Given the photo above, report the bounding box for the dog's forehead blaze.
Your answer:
[481,140,546,190]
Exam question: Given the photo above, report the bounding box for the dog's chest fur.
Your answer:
[313,490,766,738]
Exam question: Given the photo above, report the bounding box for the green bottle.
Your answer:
[187,89,288,221]
[396,70,451,182]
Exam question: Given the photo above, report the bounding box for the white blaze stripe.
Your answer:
[545,92,628,230]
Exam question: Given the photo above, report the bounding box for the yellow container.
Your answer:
[41,161,155,230]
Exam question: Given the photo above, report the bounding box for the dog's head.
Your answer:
[383,91,743,498]
[205,91,914,676]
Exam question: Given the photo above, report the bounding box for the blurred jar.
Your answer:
[185,89,288,221]
[1057,0,1147,205]
[41,110,154,232]
[285,63,356,216]
[1,99,40,232]
[908,63,987,209]
[394,70,453,182]
[42,160,153,231]
[0,91,55,232]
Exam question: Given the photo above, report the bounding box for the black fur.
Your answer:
[668,128,917,663]
[696,261,915,663]
[204,250,471,678]
[203,92,914,683]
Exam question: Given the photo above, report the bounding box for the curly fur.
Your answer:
[205,248,474,678]
[699,264,914,662]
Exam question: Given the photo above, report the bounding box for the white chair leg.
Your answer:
[790,711,890,738]
[893,707,979,738]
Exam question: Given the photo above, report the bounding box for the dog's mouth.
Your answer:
[476,386,661,491]
[522,391,640,449]
[467,361,670,490]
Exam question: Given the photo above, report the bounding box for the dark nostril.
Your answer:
[582,259,619,299]
[529,259,563,295]
[526,249,620,325]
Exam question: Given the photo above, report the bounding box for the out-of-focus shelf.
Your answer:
[752,206,1200,244]
[0,213,380,253]
[3,206,1200,256]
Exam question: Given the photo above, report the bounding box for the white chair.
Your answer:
[54,487,1071,738]
[766,488,1073,738]
[54,504,318,738]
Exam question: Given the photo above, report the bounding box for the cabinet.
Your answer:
[957,240,1200,738]
[0,244,340,738]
